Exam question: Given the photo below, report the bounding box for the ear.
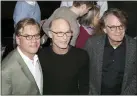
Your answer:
[16,35,20,45]
[103,28,107,34]
[48,31,52,38]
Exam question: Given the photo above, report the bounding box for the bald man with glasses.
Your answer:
[38,18,89,95]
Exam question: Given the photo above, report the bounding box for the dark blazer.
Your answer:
[84,34,136,95]
[1,49,41,95]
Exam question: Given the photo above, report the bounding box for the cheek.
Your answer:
[52,37,59,43]
[19,39,27,45]
[36,39,40,44]
[67,37,71,42]
[85,10,88,14]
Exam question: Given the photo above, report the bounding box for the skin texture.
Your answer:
[16,25,40,59]
[103,14,126,47]
[49,18,72,54]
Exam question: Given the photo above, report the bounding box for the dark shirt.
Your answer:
[38,46,89,95]
[101,36,126,95]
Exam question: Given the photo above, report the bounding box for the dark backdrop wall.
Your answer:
[2,1,137,40]
[1,1,61,58]
[1,1,137,57]
[108,1,137,37]
[1,1,61,39]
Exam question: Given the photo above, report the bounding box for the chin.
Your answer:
[112,36,124,41]
[117,37,124,41]
[30,48,39,53]
[58,44,68,49]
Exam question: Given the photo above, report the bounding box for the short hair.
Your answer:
[15,18,40,36]
[100,8,128,29]
[79,5,100,26]
[73,1,94,8]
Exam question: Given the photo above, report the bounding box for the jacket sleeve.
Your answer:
[1,69,12,95]
[123,59,137,94]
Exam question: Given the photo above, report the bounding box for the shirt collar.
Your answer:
[105,35,126,48]
[25,0,36,6]
[17,47,38,64]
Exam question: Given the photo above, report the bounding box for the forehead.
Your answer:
[22,25,39,34]
[51,19,70,32]
[104,14,122,26]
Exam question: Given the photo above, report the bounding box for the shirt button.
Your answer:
[113,60,115,62]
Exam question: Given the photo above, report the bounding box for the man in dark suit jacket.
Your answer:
[84,8,136,95]
[2,18,43,95]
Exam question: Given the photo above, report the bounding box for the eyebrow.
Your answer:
[21,33,40,35]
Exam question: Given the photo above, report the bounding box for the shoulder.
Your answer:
[2,49,19,72]
[58,6,69,10]
[38,47,51,56]
[71,46,88,57]
[126,35,136,44]
[70,47,89,66]
[14,1,31,11]
[125,35,136,50]
[54,6,69,13]
[88,34,105,42]
[15,1,28,6]
[85,34,105,47]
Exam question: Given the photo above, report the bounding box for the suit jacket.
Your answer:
[84,34,137,95]
[1,49,41,95]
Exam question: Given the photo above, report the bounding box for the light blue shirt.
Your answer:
[13,1,41,26]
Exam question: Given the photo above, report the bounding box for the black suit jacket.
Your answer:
[84,34,136,95]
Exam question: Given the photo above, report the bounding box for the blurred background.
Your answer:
[1,1,137,59]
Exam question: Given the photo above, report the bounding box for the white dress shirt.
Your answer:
[17,47,43,94]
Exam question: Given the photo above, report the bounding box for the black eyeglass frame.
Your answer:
[106,25,125,31]
[50,30,73,37]
[19,33,41,40]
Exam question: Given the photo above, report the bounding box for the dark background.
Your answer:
[1,1,137,58]
[1,1,61,40]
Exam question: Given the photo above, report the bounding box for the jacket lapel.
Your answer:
[121,36,134,94]
[95,35,106,94]
[14,49,40,94]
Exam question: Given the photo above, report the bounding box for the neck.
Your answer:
[18,47,35,60]
[109,40,122,48]
[70,6,80,17]
[52,46,69,55]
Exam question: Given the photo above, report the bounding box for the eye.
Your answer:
[26,35,32,39]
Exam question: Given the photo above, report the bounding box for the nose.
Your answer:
[116,27,121,33]
[31,36,37,42]
[63,33,67,40]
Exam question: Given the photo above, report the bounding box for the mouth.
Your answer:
[60,41,68,44]
[30,44,39,47]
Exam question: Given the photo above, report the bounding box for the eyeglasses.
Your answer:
[106,25,125,31]
[19,33,40,40]
[50,30,72,37]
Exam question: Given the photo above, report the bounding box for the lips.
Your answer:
[30,44,39,48]
[60,41,68,44]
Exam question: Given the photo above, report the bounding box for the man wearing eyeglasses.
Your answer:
[42,1,94,46]
[84,8,136,95]
[38,18,89,95]
[2,18,43,95]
